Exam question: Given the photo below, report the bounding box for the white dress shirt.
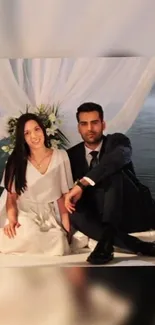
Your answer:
[83,140,103,186]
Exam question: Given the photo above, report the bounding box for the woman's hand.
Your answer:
[3,219,21,238]
[5,191,19,238]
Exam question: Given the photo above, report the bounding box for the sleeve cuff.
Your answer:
[83,177,95,186]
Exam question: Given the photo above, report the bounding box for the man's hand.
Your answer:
[65,185,83,213]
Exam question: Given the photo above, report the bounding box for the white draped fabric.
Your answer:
[0,0,155,57]
[0,57,155,146]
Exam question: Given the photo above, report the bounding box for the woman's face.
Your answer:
[24,120,45,150]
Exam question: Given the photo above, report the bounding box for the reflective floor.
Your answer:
[0,266,155,325]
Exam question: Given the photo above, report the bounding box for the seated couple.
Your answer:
[0,102,155,264]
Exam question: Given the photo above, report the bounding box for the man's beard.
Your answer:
[83,133,103,144]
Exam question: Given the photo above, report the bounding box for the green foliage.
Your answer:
[1,104,69,154]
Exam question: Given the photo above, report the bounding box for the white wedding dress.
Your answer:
[0,149,74,256]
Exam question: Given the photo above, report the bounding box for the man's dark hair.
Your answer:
[76,102,104,122]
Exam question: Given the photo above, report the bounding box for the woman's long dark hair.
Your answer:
[4,113,50,195]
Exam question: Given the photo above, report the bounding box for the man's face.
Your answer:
[78,111,105,145]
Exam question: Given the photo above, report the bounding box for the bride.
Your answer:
[0,113,74,255]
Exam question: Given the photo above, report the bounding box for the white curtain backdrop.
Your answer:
[0,57,155,146]
[0,0,155,57]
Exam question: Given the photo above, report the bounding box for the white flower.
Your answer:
[50,139,60,148]
[46,128,52,136]
[46,124,58,136]
[9,143,15,149]
[52,124,58,132]
[38,104,45,113]
[8,149,13,155]
[1,146,10,153]
[56,119,62,125]
[49,113,56,122]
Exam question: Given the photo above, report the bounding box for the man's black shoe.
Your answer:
[87,235,114,265]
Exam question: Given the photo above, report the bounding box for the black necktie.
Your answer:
[89,151,99,170]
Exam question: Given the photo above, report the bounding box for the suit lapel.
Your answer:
[78,142,89,175]
[99,135,107,160]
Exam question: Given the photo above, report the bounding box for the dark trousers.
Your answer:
[69,171,152,252]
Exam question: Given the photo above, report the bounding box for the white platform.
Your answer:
[0,230,155,267]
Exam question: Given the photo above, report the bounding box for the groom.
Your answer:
[65,102,155,264]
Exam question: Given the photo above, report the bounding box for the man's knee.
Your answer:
[103,172,123,198]
[110,171,124,186]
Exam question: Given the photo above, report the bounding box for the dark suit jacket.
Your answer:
[67,133,135,184]
[67,133,155,232]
